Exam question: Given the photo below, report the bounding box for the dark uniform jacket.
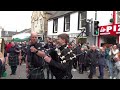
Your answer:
[27,42,45,79]
[87,49,99,65]
[79,50,87,64]
[8,46,20,66]
[49,44,73,79]
[44,42,53,49]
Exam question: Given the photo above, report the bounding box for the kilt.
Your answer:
[8,55,19,66]
[28,67,45,79]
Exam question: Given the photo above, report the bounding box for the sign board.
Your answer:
[99,24,120,36]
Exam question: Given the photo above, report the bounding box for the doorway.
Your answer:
[102,35,117,45]
[78,38,87,44]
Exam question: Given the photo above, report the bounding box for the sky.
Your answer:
[0,11,32,32]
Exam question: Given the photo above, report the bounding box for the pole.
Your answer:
[94,11,97,45]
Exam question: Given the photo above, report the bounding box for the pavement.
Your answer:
[1,63,110,79]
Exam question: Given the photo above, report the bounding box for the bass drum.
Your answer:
[0,38,5,56]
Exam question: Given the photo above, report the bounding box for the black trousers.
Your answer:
[88,64,96,79]
[46,65,53,79]
[79,63,85,73]
[11,66,17,74]
[73,59,77,69]
[98,65,104,79]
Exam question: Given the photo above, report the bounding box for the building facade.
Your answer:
[31,11,56,41]
[48,11,120,47]
[48,11,95,45]
[0,28,17,41]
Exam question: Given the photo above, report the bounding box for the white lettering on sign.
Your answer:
[106,26,112,32]
[113,25,116,31]
[118,25,120,31]
[100,27,106,32]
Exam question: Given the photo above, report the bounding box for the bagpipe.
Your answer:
[42,44,85,64]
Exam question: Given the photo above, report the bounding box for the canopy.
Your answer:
[12,33,30,42]
[12,37,29,42]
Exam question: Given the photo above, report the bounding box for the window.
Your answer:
[5,31,8,36]
[53,18,58,33]
[64,15,70,32]
[34,21,37,28]
[78,11,87,30]
[40,19,43,30]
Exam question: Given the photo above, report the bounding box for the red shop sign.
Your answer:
[99,24,120,36]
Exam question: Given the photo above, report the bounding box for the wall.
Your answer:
[48,12,83,36]
[48,11,116,46]
[48,20,53,36]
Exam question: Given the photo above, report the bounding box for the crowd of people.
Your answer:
[0,32,120,79]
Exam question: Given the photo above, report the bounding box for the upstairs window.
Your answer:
[64,15,70,32]
[78,11,87,30]
[53,18,58,33]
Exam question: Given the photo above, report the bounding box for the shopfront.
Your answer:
[98,24,120,47]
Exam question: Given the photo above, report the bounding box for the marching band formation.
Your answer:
[0,32,120,79]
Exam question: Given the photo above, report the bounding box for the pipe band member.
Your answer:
[7,42,20,75]
[26,32,45,79]
[43,33,75,79]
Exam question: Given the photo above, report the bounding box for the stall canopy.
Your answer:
[12,33,30,42]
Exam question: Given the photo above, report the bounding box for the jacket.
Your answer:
[98,52,106,66]
[27,42,45,68]
[87,49,99,65]
[49,44,73,79]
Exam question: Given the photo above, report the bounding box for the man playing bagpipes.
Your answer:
[43,34,76,79]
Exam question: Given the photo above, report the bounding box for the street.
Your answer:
[1,63,110,79]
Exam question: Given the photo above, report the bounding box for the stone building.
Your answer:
[31,11,56,41]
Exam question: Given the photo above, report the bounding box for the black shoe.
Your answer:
[88,75,92,79]
[98,76,103,79]
[13,73,16,75]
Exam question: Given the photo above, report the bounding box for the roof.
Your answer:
[1,31,16,37]
[48,11,75,20]
[1,28,31,37]
[18,28,31,33]
[45,11,57,15]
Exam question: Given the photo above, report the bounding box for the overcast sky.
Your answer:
[0,11,32,32]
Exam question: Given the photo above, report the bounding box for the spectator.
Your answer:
[0,52,5,78]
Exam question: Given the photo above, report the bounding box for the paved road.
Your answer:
[1,64,109,79]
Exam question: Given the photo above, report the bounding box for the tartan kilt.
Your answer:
[28,68,45,79]
[8,56,19,66]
